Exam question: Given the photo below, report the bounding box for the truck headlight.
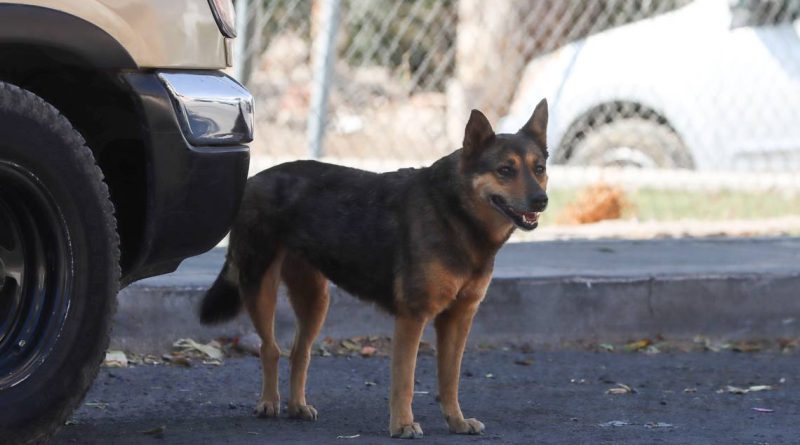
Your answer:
[208,0,237,38]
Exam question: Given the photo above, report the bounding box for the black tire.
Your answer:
[0,82,119,444]
[568,117,694,169]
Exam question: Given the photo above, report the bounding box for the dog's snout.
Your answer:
[530,194,548,211]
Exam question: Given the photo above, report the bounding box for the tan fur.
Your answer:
[470,174,515,243]
[245,248,285,418]
[282,253,330,420]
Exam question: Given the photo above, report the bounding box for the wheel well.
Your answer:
[555,101,681,164]
[0,44,145,274]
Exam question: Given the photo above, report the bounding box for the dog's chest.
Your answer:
[401,258,493,317]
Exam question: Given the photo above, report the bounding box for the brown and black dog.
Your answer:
[199,99,549,439]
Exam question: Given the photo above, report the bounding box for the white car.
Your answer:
[499,0,800,171]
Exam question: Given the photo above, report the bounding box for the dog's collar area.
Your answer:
[490,195,539,231]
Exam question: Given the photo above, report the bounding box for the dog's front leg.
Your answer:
[434,300,485,435]
[389,315,428,439]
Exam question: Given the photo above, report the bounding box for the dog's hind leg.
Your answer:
[244,248,286,418]
[282,252,329,421]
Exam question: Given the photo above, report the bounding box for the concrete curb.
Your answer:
[110,238,800,353]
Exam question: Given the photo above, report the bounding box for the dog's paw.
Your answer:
[447,417,485,435]
[288,403,318,421]
[253,400,281,418]
[390,422,424,439]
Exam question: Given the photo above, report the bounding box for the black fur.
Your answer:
[200,103,550,320]
[199,261,241,324]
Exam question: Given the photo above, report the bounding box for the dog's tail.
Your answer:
[200,260,242,324]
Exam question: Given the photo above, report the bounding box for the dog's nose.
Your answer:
[530,194,548,211]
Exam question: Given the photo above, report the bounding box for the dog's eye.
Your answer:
[496,166,515,177]
[534,165,546,175]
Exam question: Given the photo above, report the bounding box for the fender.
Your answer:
[0,4,136,69]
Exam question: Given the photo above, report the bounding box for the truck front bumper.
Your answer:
[121,71,251,285]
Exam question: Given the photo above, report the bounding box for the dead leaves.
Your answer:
[102,338,225,369]
[558,182,629,225]
[172,338,224,361]
[719,385,773,395]
[587,337,800,354]
[103,350,128,368]
[606,383,635,395]
[315,335,435,357]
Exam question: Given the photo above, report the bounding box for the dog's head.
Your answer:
[461,99,549,232]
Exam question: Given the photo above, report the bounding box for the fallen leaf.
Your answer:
[683,388,697,393]
[624,339,651,352]
[732,341,762,353]
[162,353,191,367]
[337,434,361,439]
[364,381,376,387]
[599,420,631,427]
[725,385,772,394]
[514,359,533,366]
[85,402,108,410]
[752,407,774,413]
[644,345,661,355]
[173,338,224,360]
[606,383,634,395]
[341,339,360,351]
[598,343,615,352]
[644,422,674,429]
[485,373,495,379]
[103,350,128,368]
[360,346,377,357]
[725,386,748,394]
[141,425,166,438]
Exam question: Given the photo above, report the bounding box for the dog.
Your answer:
[199,98,549,438]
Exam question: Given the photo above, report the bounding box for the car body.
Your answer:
[0,1,251,442]
[499,0,800,171]
[0,0,252,284]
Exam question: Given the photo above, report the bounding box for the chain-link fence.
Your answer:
[234,0,800,240]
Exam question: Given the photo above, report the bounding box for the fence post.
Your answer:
[307,0,341,159]
[233,0,250,83]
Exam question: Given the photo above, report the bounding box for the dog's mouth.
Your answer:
[490,196,540,231]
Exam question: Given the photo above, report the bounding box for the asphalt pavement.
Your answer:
[52,349,799,445]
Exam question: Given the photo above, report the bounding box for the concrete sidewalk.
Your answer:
[111,237,800,353]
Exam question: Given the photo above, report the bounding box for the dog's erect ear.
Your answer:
[519,98,548,147]
[463,109,495,160]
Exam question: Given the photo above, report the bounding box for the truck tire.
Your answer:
[0,81,120,444]
[568,117,694,169]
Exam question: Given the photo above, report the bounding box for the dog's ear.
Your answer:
[463,109,495,160]
[519,98,548,148]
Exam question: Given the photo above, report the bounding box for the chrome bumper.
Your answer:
[157,71,254,146]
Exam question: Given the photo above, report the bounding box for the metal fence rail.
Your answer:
[234,0,800,238]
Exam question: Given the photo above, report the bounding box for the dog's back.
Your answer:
[201,160,426,322]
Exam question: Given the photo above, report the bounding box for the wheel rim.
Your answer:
[0,161,72,390]
[596,146,659,169]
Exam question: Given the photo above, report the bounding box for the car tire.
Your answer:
[0,81,119,444]
[568,117,693,169]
